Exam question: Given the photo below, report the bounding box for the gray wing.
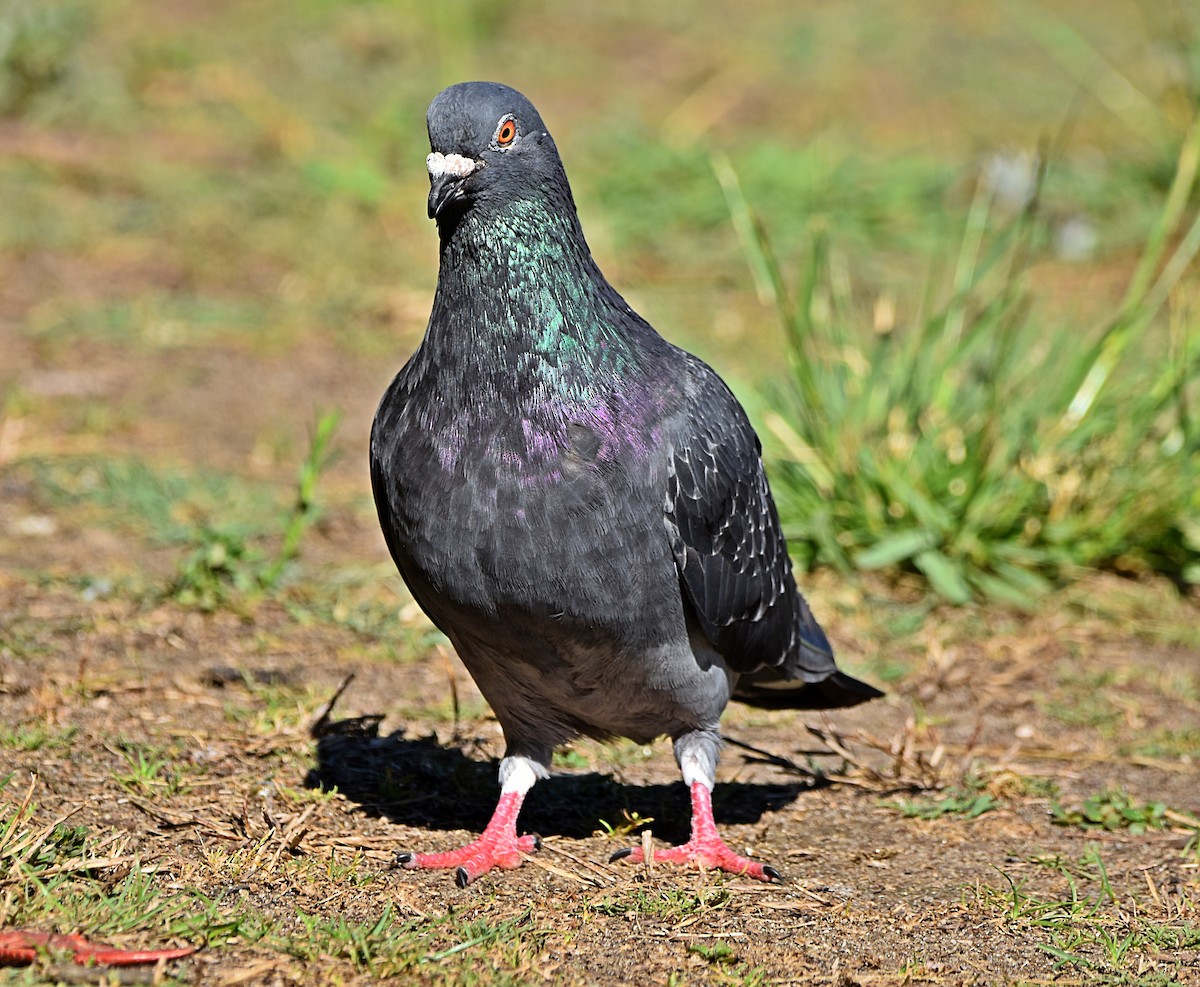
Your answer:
[664,355,835,681]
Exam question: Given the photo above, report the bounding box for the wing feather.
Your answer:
[665,356,834,679]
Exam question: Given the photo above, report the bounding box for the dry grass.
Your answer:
[1,568,1198,985]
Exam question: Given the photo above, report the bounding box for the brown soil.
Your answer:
[2,471,1198,985]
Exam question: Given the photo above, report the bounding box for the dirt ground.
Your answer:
[1,566,1198,986]
[1,307,1198,983]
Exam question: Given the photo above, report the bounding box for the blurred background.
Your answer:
[1,0,1198,622]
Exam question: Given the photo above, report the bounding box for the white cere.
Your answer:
[427,152,477,179]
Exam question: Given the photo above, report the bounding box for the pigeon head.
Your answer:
[425,82,564,223]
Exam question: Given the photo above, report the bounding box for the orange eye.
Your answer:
[496,118,517,146]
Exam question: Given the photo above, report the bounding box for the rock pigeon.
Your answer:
[370,81,882,887]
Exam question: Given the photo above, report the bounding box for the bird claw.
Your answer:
[397,831,540,886]
[607,781,783,882]
[394,789,539,886]
[610,838,780,882]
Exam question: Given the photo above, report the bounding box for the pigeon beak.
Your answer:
[427,152,478,219]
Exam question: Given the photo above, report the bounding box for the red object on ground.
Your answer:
[611,781,781,882]
[0,929,196,967]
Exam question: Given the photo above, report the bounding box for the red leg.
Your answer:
[611,782,780,882]
[396,789,540,887]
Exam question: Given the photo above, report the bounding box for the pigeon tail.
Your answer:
[732,669,885,711]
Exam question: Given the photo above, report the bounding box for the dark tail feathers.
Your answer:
[732,669,884,711]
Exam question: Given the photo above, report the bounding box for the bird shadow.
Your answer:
[304,711,828,845]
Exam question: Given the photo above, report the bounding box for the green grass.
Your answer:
[0,0,94,118]
[0,777,265,960]
[0,775,557,984]
[976,847,1200,985]
[596,808,655,841]
[883,788,998,821]
[1037,693,1123,732]
[172,409,340,610]
[590,886,731,920]
[1051,787,1200,835]
[730,111,1200,604]
[219,679,330,736]
[22,456,281,547]
[8,410,342,615]
[111,740,196,799]
[685,940,767,986]
[1118,727,1200,760]
[268,902,554,983]
[0,723,77,753]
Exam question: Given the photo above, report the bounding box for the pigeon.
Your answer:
[370,81,882,887]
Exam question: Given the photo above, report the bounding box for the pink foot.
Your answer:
[396,790,539,887]
[610,782,781,883]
